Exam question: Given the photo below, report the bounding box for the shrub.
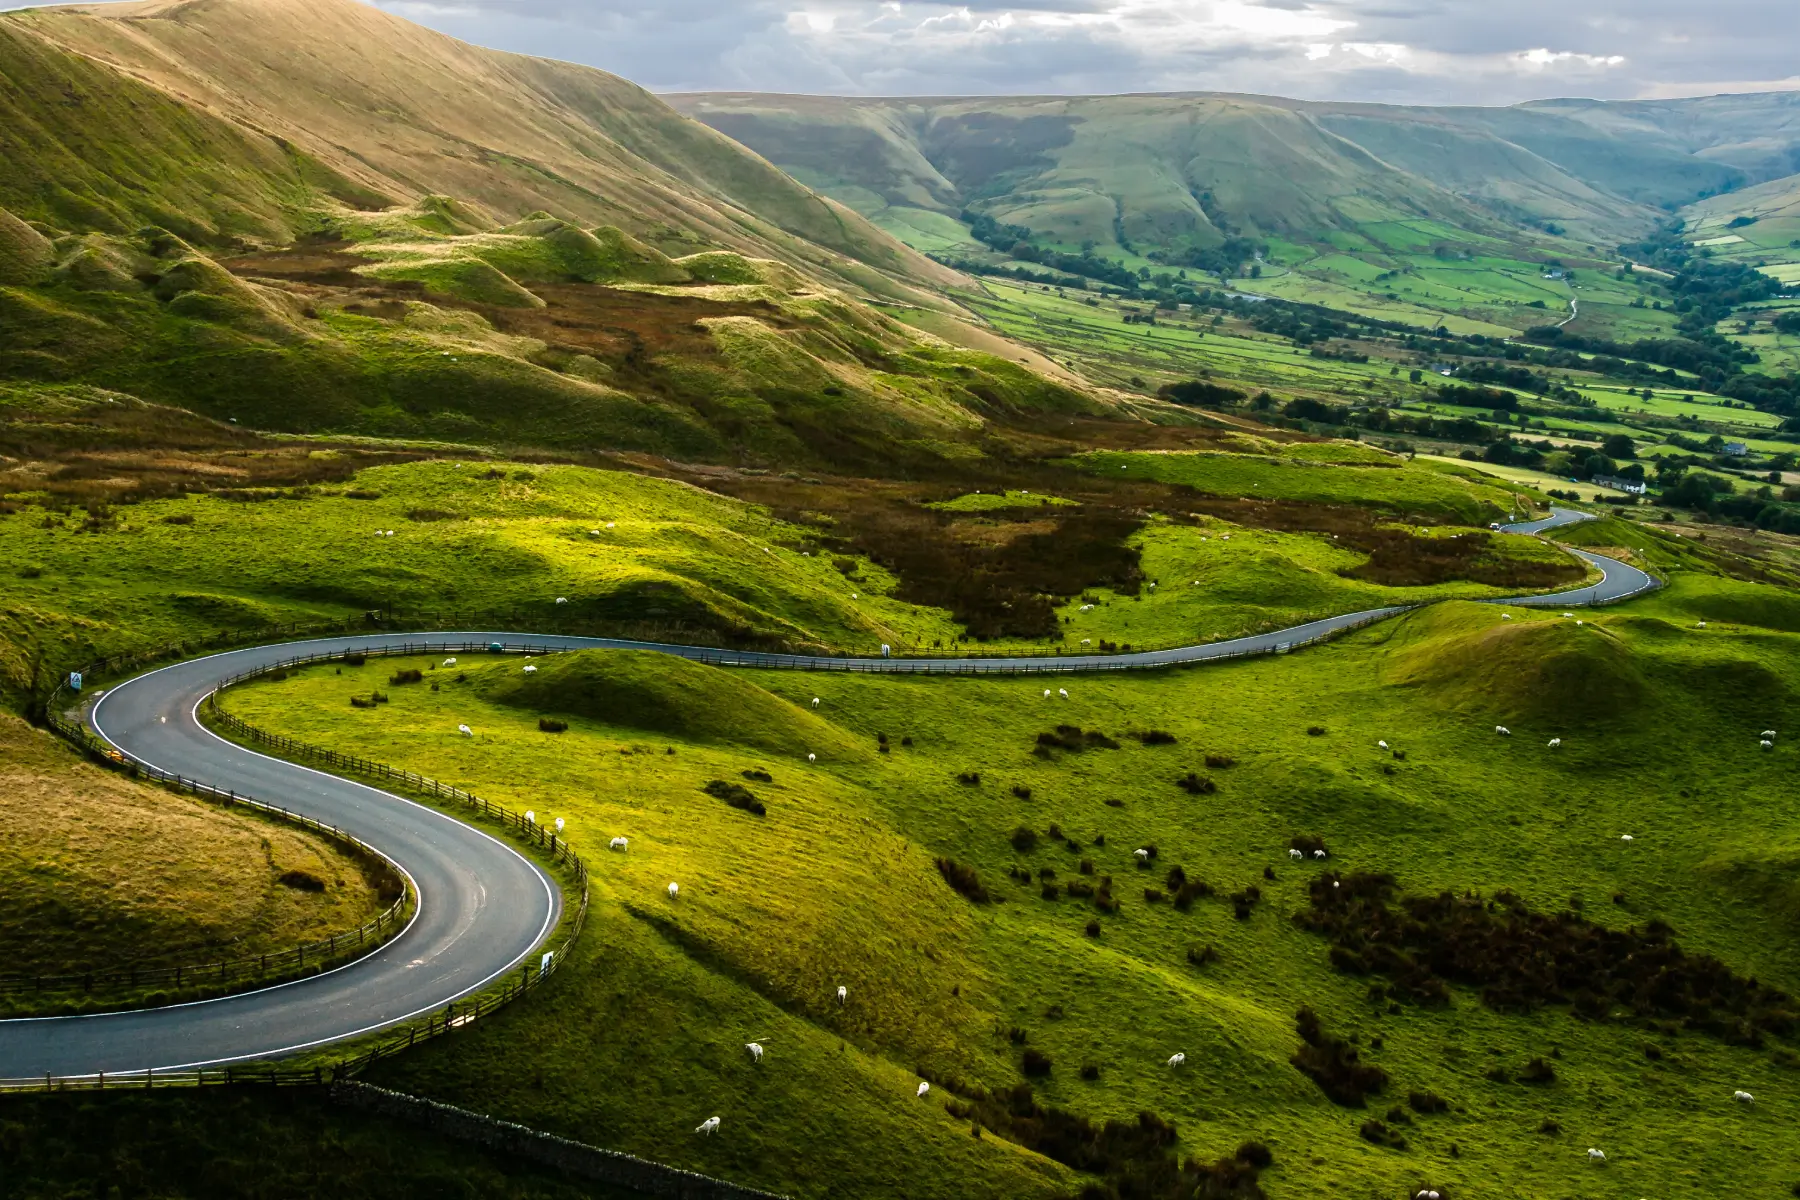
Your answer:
[1294,871,1798,1041]
[1022,1048,1053,1076]
[1041,883,1060,900]
[1079,1064,1100,1081]
[1291,1007,1389,1106]
[1307,726,1327,736]
[278,870,325,892]
[1010,826,1039,852]
[389,668,423,685]
[350,696,377,709]
[1538,1119,1561,1134]
[935,858,990,903]
[538,718,568,733]
[742,769,772,782]
[1046,823,1063,841]
[702,779,766,817]
[1358,1119,1407,1150]
[1519,1056,1557,1085]
[1205,754,1237,769]
[1078,859,1094,875]
[957,772,982,786]
[371,691,388,704]
[1408,1091,1448,1115]
[1035,725,1120,753]
[1290,834,1329,857]
[1177,773,1217,795]
[1084,919,1101,938]
[1011,785,1032,800]
[1187,944,1218,966]
[1231,886,1261,920]
[1138,730,1177,745]
[343,654,366,667]
[344,489,382,500]
[1066,880,1095,899]
[405,508,464,522]
[1144,888,1166,903]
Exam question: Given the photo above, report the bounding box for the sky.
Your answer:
[357,0,1800,104]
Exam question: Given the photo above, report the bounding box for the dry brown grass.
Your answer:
[0,714,382,975]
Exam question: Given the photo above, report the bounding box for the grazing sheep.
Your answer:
[1763,740,1775,750]
[1081,639,1092,646]
[589,529,601,536]
[1620,834,1634,842]
[811,697,820,708]
[1313,850,1326,860]
[1763,730,1779,739]
[1585,1148,1606,1164]
[1044,689,1053,698]
[917,1082,930,1098]
[1496,726,1511,736]
[442,658,457,667]
[1502,613,1513,620]
[1734,1090,1754,1104]
[609,837,629,851]
[525,811,536,824]
[667,882,679,898]
[836,985,847,1005]
[522,665,538,674]
[1378,740,1389,750]
[1134,848,1150,861]
[696,1117,720,1136]
[1288,848,1303,860]
[1058,688,1069,699]
[807,752,817,764]
[554,817,565,833]
[1549,738,1563,748]
[1168,1053,1186,1068]
[555,597,568,605]
[1697,621,1707,628]
[1562,612,1574,618]
[746,1043,764,1064]
[605,522,615,529]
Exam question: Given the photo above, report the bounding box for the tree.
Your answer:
[1601,434,1637,460]
[1582,454,1616,480]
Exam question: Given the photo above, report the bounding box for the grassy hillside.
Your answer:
[0,711,382,982]
[219,580,1800,1198]
[3,0,956,298]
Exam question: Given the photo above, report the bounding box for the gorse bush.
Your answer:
[537,718,567,733]
[388,669,423,685]
[701,779,766,817]
[935,858,990,903]
[1291,1006,1389,1107]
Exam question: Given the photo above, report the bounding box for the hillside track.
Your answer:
[0,509,1648,1078]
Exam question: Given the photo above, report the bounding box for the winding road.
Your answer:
[0,508,1652,1079]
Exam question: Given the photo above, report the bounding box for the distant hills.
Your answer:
[668,91,1800,252]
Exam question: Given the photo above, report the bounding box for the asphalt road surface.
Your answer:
[0,507,1650,1078]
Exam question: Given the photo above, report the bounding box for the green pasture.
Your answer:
[926,490,1078,512]
[1071,449,1529,524]
[218,573,1800,1199]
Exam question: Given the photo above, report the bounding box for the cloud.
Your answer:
[330,2,1800,103]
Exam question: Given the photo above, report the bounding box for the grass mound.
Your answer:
[361,253,545,308]
[470,649,854,758]
[1385,603,1645,725]
[0,204,52,285]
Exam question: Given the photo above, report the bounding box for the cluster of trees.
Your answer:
[960,209,1141,289]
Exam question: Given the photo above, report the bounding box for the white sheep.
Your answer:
[696,1116,720,1136]
[1044,689,1052,698]
[1586,1148,1606,1164]
[525,810,536,824]
[605,522,616,529]
[1288,848,1303,860]
[836,985,847,1005]
[1562,612,1574,618]
[442,657,457,667]
[1763,739,1775,750]
[1058,688,1069,698]
[610,836,629,851]
[555,597,568,605]
[1314,849,1326,860]
[1763,730,1779,739]
[917,1081,930,1097]
[1697,620,1707,628]
[458,724,474,737]
[667,882,680,899]
[1501,613,1513,620]
[523,664,537,674]
[1081,639,1092,646]
[589,529,601,536]
[1167,1052,1186,1068]
[554,817,565,834]
[1134,848,1150,861]
[1378,740,1389,750]
[1496,726,1511,736]
[746,1043,764,1064]
[807,752,817,764]
[1734,1089,1754,1104]
[1548,738,1563,748]
[1620,834,1634,842]
[811,697,820,708]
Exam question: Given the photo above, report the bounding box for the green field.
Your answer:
[213,554,1800,1199]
